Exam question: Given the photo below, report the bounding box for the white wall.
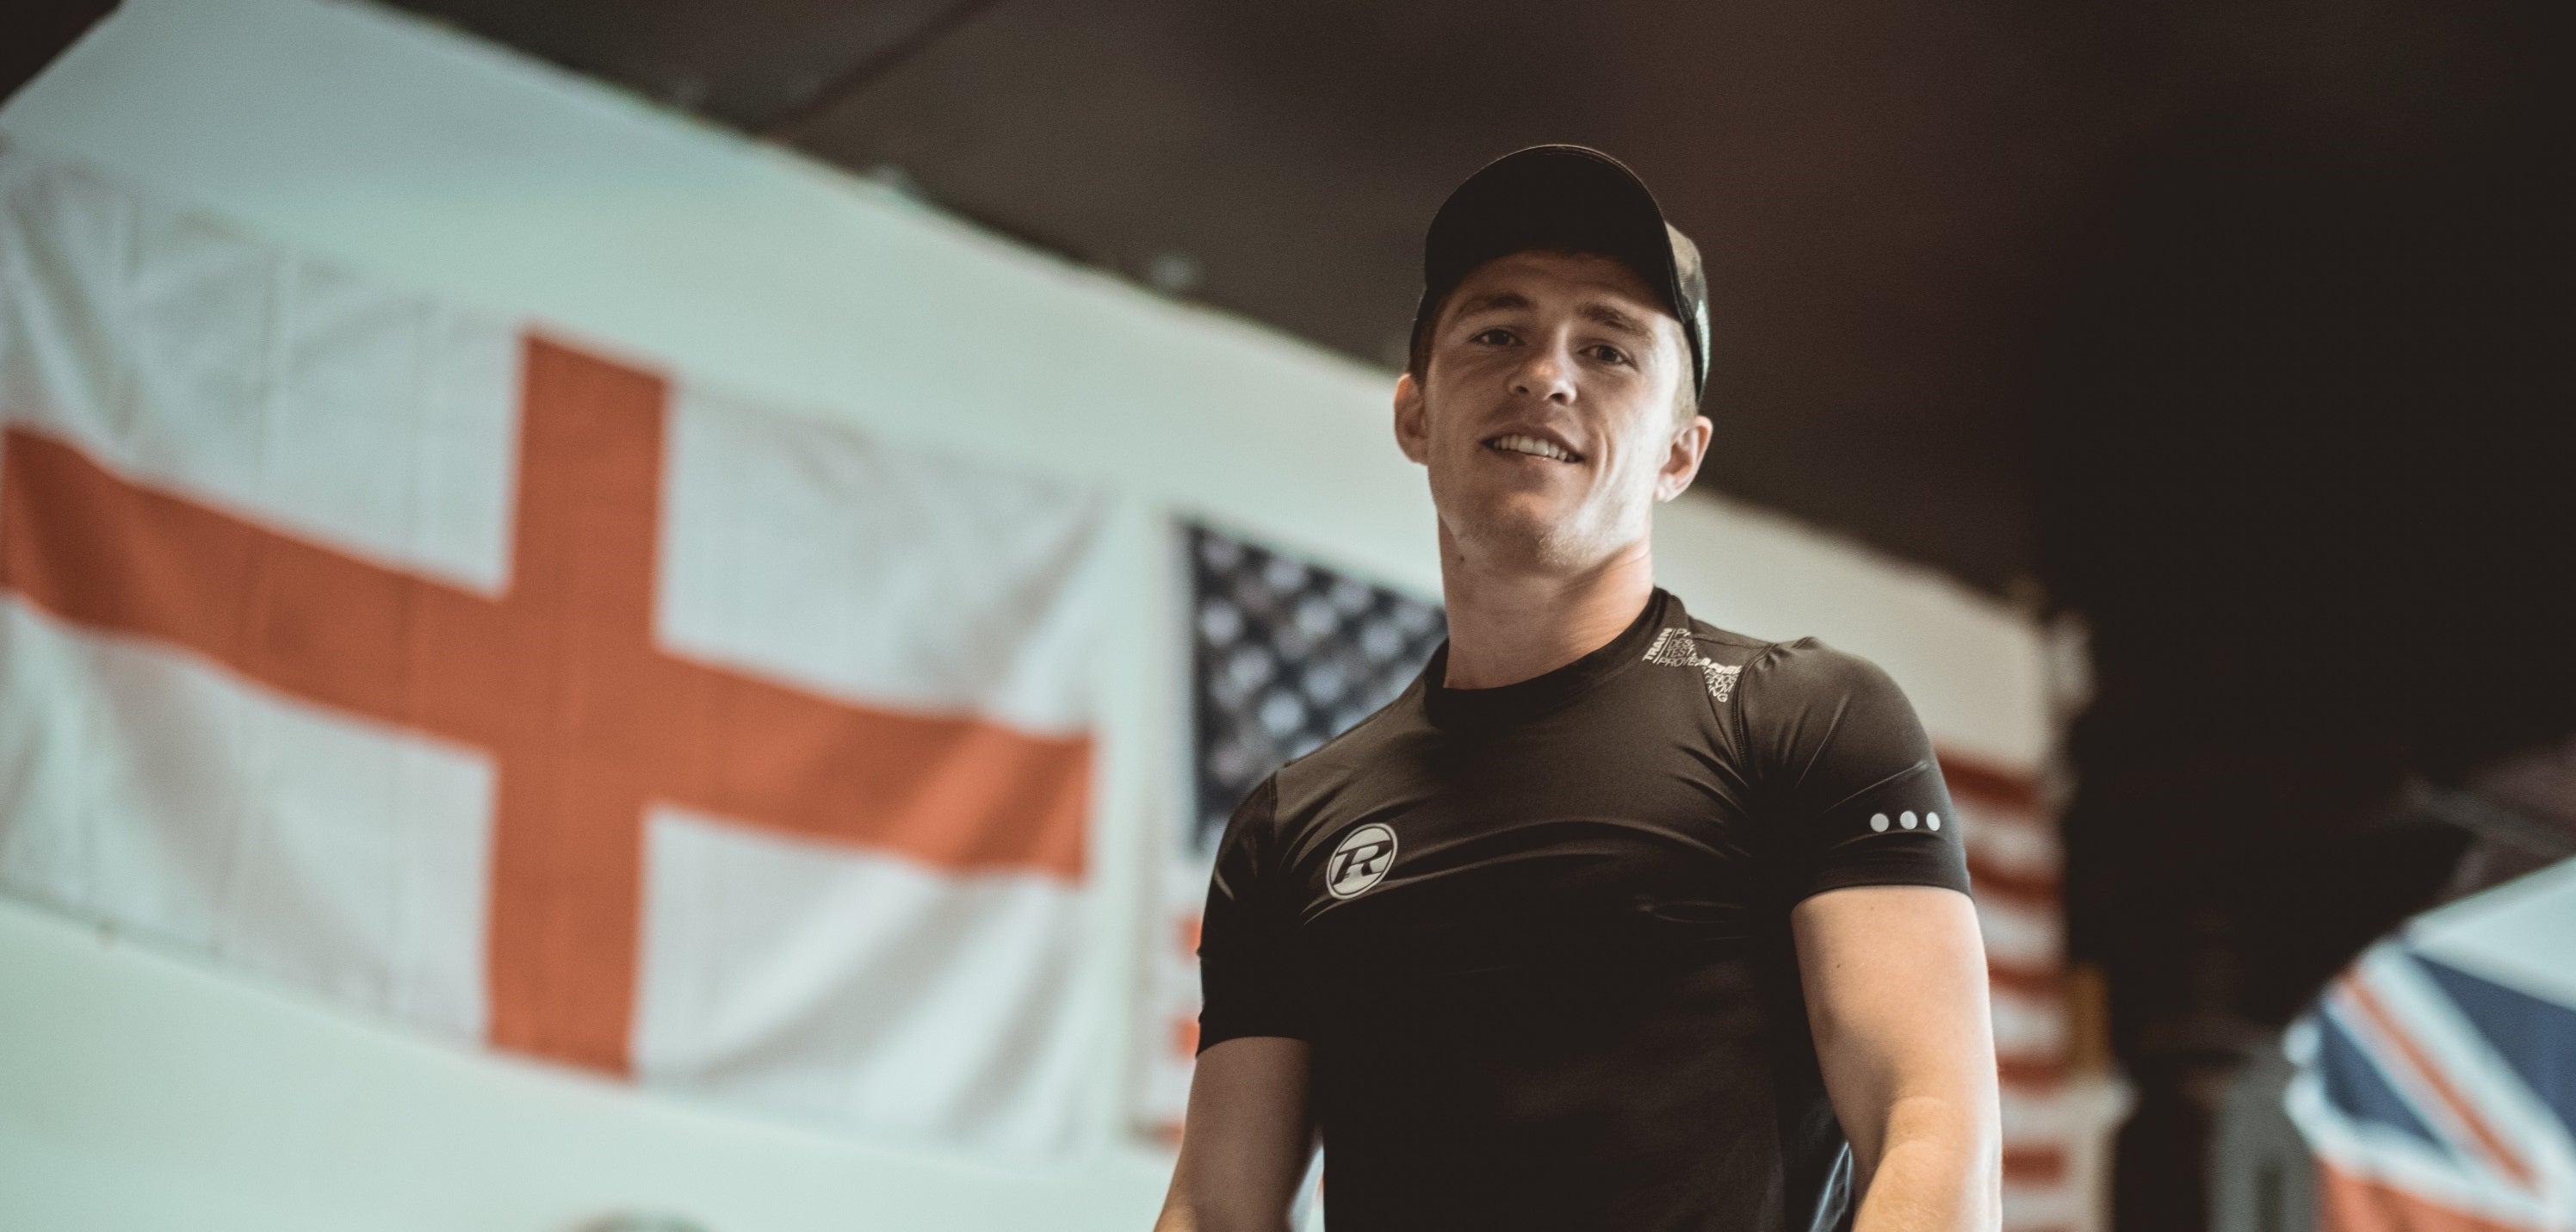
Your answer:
[0,1,2055,1228]
[0,895,1173,1232]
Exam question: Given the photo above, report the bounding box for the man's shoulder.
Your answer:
[1708,632,1922,755]
[1659,603,1910,719]
[1736,634,1904,702]
[1669,613,1778,661]
[1660,592,1887,687]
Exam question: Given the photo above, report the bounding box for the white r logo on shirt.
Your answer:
[1327,824,1399,899]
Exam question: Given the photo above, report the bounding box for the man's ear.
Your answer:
[1654,413,1713,502]
[1393,371,1431,466]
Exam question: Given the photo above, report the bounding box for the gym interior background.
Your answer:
[3,2,2568,1230]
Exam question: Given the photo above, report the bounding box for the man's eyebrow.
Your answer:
[1452,291,1533,317]
[1579,303,1652,339]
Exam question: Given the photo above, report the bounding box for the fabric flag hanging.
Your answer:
[1946,759,2093,1232]
[2286,868,2576,1232]
[1136,523,1444,1135]
[0,150,1114,1155]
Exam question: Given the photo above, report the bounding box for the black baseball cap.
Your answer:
[1410,145,1711,399]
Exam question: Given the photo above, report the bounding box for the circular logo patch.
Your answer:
[1326,823,1399,900]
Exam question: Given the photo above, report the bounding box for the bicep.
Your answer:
[1790,885,1997,1176]
[1155,1036,1314,1232]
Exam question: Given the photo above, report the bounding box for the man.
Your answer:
[1155,146,2000,1232]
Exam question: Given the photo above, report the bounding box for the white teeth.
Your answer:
[1488,434,1576,462]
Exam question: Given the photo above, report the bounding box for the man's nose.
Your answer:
[1508,344,1578,404]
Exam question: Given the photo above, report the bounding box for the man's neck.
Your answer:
[1437,527,1657,690]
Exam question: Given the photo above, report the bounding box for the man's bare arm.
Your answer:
[1793,884,2002,1232]
[1152,1036,1314,1232]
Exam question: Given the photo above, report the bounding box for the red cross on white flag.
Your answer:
[0,152,1113,1153]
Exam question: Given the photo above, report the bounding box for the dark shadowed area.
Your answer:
[2033,5,2573,1225]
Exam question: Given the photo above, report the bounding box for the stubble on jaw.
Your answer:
[1432,455,1649,579]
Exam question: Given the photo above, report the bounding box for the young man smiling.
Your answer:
[1154,146,2000,1232]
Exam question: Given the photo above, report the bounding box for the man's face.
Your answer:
[1395,250,1712,573]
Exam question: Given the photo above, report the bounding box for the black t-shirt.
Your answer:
[1197,589,1971,1232]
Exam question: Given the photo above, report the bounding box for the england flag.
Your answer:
[0,149,1116,1155]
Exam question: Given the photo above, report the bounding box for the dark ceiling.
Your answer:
[380,0,2109,596]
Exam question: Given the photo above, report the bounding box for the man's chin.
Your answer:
[1467,492,1565,532]
[1446,498,1602,570]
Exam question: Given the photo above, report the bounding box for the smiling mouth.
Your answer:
[1483,433,1583,463]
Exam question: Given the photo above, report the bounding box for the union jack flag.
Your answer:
[2286,898,2576,1232]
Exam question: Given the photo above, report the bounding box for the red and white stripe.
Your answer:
[1946,757,2094,1232]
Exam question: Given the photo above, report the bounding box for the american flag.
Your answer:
[2287,924,2576,1230]
[1136,524,1442,1135]
[1185,525,1447,854]
[1943,761,2097,1232]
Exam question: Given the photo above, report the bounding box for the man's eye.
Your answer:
[1586,344,1630,365]
[1470,328,1516,346]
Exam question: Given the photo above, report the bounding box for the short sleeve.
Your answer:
[1196,777,1310,1049]
[1741,640,1972,904]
